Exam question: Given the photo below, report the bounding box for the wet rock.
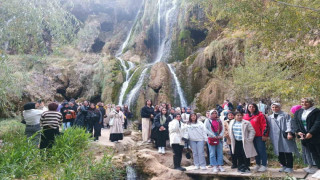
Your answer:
[148,62,173,104]
[123,130,132,136]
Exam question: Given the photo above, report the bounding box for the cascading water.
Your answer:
[167,64,187,107]
[126,165,138,180]
[125,67,149,109]
[123,0,188,108]
[155,0,178,63]
[116,5,142,106]
[155,0,187,107]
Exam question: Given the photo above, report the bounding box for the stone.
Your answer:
[123,130,132,136]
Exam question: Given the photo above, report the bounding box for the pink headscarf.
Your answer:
[290,105,302,114]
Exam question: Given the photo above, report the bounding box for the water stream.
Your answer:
[118,0,188,108]
[126,165,138,180]
[116,5,142,106]
[125,67,149,110]
[167,64,187,107]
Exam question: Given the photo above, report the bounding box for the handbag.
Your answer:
[109,117,114,126]
[208,120,220,146]
[185,141,191,159]
[208,137,219,145]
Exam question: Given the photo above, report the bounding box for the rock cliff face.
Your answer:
[15,0,246,114]
[148,62,174,104]
[175,38,245,112]
[11,49,123,105]
[72,0,143,54]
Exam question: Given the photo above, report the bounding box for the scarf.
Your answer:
[160,115,166,125]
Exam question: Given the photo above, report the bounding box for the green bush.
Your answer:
[0,120,125,179]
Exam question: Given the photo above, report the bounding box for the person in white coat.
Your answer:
[169,113,187,171]
[229,111,257,173]
[186,113,207,170]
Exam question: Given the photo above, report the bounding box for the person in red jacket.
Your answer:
[243,103,269,172]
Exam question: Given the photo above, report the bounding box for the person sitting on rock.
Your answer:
[169,113,187,171]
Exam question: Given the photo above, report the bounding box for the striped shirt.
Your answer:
[232,121,243,141]
[40,111,63,129]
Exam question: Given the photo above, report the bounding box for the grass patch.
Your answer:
[0,119,125,179]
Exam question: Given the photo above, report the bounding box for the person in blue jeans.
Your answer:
[243,103,269,172]
[204,110,225,173]
[186,113,208,170]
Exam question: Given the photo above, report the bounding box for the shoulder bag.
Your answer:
[208,120,220,146]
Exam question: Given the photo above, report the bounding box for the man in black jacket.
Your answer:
[98,102,106,128]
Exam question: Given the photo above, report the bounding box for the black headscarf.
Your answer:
[23,102,36,110]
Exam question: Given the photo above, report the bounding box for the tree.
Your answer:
[0,0,80,54]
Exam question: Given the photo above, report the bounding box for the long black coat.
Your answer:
[294,108,320,144]
[74,105,89,127]
[153,114,172,140]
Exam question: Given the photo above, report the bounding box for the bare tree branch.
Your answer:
[270,0,320,12]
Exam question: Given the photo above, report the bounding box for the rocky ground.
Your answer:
[90,127,318,180]
[92,128,192,180]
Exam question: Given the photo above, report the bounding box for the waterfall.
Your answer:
[155,0,178,63]
[167,64,187,107]
[123,0,188,108]
[125,67,149,109]
[116,5,142,106]
[126,165,138,180]
[155,0,188,107]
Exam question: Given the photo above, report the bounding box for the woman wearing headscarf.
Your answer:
[243,103,269,172]
[267,103,298,173]
[23,102,45,145]
[109,105,125,142]
[154,108,171,154]
[294,97,320,174]
[40,102,62,149]
[204,110,225,173]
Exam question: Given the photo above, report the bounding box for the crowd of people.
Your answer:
[140,98,320,176]
[21,99,133,148]
[21,97,320,177]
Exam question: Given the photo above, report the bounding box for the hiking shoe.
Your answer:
[241,169,251,174]
[219,166,226,172]
[279,166,287,172]
[231,165,238,169]
[312,170,320,178]
[200,166,207,170]
[174,167,186,171]
[284,168,293,173]
[213,166,218,173]
[254,165,260,171]
[161,147,165,154]
[258,166,267,172]
[308,167,318,174]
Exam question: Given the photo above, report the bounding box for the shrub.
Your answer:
[0,120,124,179]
